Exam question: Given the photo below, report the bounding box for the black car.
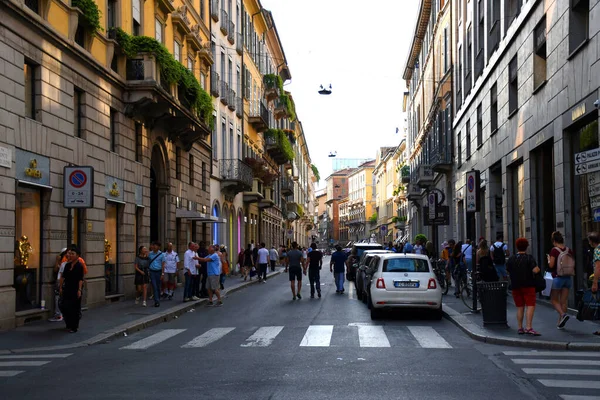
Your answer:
[354,250,392,300]
[346,243,384,281]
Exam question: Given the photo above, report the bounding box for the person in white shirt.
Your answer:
[49,248,68,322]
[414,240,424,255]
[183,242,200,302]
[162,242,180,300]
[256,242,270,282]
[461,239,474,272]
[269,246,279,272]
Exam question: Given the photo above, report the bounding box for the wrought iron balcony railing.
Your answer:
[236,33,243,55]
[219,159,252,193]
[220,10,229,35]
[227,21,235,44]
[220,81,229,105]
[210,70,220,97]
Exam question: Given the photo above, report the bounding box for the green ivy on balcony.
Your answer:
[279,93,296,121]
[297,203,305,217]
[263,74,283,92]
[311,164,320,181]
[369,212,378,224]
[73,0,103,34]
[112,28,214,129]
[264,128,294,162]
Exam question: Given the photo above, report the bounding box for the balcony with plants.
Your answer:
[400,164,410,183]
[274,93,295,119]
[393,184,407,203]
[263,128,294,165]
[248,100,269,131]
[392,215,408,229]
[219,158,253,195]
[112,28,213,151]
[263,74,282,102]
[285,202,301,221]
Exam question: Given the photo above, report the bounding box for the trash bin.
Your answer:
[477,281,508,326]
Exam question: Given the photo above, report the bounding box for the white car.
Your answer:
[367,253,443,320]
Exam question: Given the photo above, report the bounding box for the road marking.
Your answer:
[522,368,600,376]
[0,361,50,367]
[240,326,284,347]
[346,284,356,300]
[121,329,186,350]
[0,354,72,359]
[512,359,600,366]
[355,325,390,348]
[407,326,452,349]
[560,396,600,400]
[504,351,599,357]
[181,327,235,348]
[299,325,334,347]
[539,380,600,389]
[0,371,24,377]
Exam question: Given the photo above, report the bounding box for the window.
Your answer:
[74,88,84,138]
[487,0,501,57]
[569,0,589,55]
[508,55,518,115]
[200,73,206,91]
[466,120,471,159]
[132,0,141,35]
[457,46,462,107]
[533,16,547,90]
[134,122,142,162]
[476,104,483,148]
[24,62,37,120]
[174,41,181,63]
[212,117,218,160]
[155,18,163,43]
[490,83,498,133]
[457,131,462,166]
[465,25,472,95]
[505,0,522,34]
[443,26,449,73]
[189,154,194,185]
[107,0,117,30]
[229,123,234,159]
[221,119,226,160]
[383,258,429,273]
[187,56,194,72]
[24,0,39,14]
[199,0,205,20]
[202,162,207,191]
[176,147,182,180]
[110,109,117,152]
[75,24,86,47]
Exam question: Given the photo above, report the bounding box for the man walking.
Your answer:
[162,242,180,300]
[490,233,510,280]
[307,243,323,298]
[197,245,223,306]
[330,245,347,294]
[286,242,305,300]
[461,239,474,273]
[148,241,165,307]
[197,242,209,298]
[269,245,279,272]
[183,242,199,302]
[256,242,270,282]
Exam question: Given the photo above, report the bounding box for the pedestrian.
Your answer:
[286,241,304,300]
[307,243,323,298]
[425,241,434,258]
[547,231,574,329]
[330,245,348,294]
[302,247,308,268]
[476,239,498,282]
[443,239,455,284]
[58,245,85,333]
[490,233,510,280]
[243,244,254,281]
[134,245,150,306]
[162,242,180,300]
[403,241,414,254]
[237,247,245,276]
[183,242,199,302]
[49,248,68,322]
[197,242,209,298]
[269,245,279,272]
[281,245,289,272]
[198,245,223,306]
[256,242,269,282]
[506,238,541,336]
[450,241,465,297]
[252,244,259,267]
[586,232,600,336]
[148,241,165,307]
[462,239,474,272]
[414,239,424,255]
[219,245,229,290]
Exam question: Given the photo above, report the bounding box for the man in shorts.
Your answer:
[286,242,305,300]
[162,242,180,300]
[198,245,223,306]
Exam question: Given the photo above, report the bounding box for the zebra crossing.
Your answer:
[0,353,72,378]
[503,350,600,399]
[119,324,454,350]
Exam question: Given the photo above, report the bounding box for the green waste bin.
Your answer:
[477,281,508,326]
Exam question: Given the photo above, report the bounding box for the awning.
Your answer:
[176,208,226,223]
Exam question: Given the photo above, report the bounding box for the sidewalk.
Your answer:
[0,269,283,353]
[443,292,600,350]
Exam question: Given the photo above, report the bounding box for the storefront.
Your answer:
[105,177,124,295]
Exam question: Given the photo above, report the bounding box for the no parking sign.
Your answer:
[465,170,480,213]
[63,166,94,208]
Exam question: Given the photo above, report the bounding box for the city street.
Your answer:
[0,257,596,400]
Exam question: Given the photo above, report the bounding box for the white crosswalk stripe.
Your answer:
[121,329,186,350]
[182,327,235,348]
[0,361,50,367]
[0,371,24,377]
[0,353,73,378]
[0,354,73,359]
[512,359,600,366]
[407,326,452,349]
[560,396,600,400]
[299,325,333,347]
[241,326,284,347]
[351,324,391,348]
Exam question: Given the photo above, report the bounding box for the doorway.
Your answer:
[150,143,168,245]
[532,141,555,269]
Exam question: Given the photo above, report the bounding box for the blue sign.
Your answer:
[381,225,387,232]
[593,208,600,222]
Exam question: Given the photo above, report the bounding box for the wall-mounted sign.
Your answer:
[0,146,11,168]
[15,149,50,187]
[135,184,143,207]
[428,192,437,220]
[575,160,600,176]
[63,166,94,208]
[423,206,450,226]
[105,176,125,203]
[466,170,481,213]
[591,197,600,209]
[593,208,600,223]
[575,148,600,165]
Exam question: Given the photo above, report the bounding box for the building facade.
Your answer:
[347,160,376,242]
[372,147,399,244]
[325,168,354,243]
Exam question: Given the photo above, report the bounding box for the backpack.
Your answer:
[554,247,575,276]
[492,243,506,265]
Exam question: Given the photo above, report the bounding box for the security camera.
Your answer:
[595,99,600,108]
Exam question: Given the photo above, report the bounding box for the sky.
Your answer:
[260,0,421,189]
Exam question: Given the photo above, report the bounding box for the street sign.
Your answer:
[428,192,437,220]
[575,160,600,176]
[63,166,94,208]
[575,148,600,165]
[591,197,600,209]
[588,172,600,186]
[466,170,481,213]
[380,225,387,233]
[423,206,450,226]
[594,208,600,223]
[589,183,600,198]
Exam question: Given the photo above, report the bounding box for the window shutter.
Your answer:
[132,0,141,23]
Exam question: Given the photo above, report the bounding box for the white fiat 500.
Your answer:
[367,253,442,320]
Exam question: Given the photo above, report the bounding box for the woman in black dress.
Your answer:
[59,245,84,333]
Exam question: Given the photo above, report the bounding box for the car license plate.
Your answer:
[394,280,419,288]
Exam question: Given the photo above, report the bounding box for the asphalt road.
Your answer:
[1,257,596,400]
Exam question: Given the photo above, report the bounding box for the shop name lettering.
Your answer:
[109,182,120,197]
[24,159,42,179]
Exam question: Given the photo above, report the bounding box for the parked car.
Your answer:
[366,253,442,320]
[355,250,392,300]
[346,243,384,281]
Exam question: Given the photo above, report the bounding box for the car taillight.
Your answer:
[376,278,386,289]
[428,278,437,289]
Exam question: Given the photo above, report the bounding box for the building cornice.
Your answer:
[402,0,431,81]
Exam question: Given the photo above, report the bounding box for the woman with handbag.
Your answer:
[134,246,150,307]
[506,238,541,336]
[59,245,85,333]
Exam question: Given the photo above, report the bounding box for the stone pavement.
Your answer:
[0,269,283,353]
[443,290,600,350]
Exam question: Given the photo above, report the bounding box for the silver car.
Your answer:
[367,253,443,320]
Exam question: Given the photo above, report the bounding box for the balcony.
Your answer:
[274,95,289,119]
[227,21,235,44]
[235,97,243,118]
[122,54,211,151]
[415,164,435,188]
[264,129,293,165]
[219,159,252,195]
[243,178,264,204]
[220,10,229,35]
[210,0,219,21]
[263,74,280,102]
[220,81,229,105]
[258,187,275,209]
[401,165,410,183]
[281,176,294,196]
[248,101,269,132]
[406,183,422,201]
[227,88,236,111]
[286,202,300,221]
[236,33,243,55]
[431,145,453,173]
[210,71,220,97]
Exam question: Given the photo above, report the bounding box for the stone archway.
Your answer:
[150,141,169,245]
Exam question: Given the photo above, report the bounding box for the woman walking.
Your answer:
[243,244,254,281]
[448,241,465,297]
[506,238,541,335]
[59,245,85,333]
[476,239,498,282]
[547,231,574,329]
[219,245,229,290]
[134,246,150,306]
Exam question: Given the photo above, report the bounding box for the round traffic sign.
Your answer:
[69,170,87,188]
[467,175,475,192]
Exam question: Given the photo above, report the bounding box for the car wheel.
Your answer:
[366,291,372,309]
[356,284,362,301]
[432,305,443,320]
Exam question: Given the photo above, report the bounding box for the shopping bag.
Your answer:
[576,290,600,321]
[541,272,553,297]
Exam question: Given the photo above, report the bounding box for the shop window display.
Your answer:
[105,203,119,294]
